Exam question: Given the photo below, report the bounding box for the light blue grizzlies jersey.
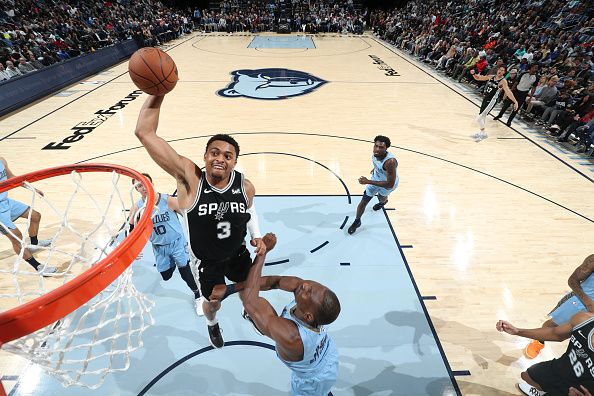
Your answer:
[137,193,184,246]
[279,300,339,395]
[371,151,399,188]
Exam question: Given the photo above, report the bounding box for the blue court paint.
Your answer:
[16,196,456,395]
[248,36,315,49]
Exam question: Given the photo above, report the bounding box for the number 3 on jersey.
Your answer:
[217,221,231,239]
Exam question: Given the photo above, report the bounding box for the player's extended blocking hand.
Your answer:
[250,238,266,256]
[262,232,277,252]
[250,232,277,256]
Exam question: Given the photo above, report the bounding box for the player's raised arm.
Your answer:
[134,95,200,205]
[242,233,304,359]
[470,70,493,81]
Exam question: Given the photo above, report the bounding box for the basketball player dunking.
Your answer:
[134,95,266,348]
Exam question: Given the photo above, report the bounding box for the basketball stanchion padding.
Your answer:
[0,163,155,391]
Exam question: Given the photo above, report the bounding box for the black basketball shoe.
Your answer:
[242,309,264,336]
[347,219,361,235]
[372,202,386,211]
[207,323,224,348]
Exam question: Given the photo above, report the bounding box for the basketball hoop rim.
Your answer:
[0,163,155,346]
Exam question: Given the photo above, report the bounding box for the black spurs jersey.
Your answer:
[484,76,504,102]
[185,170,251,261]
[550,316,594,389]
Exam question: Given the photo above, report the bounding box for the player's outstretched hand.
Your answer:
[250,238,267,257]
[496,320,519,335]
[262,233,277,252]
[569,386,593,396]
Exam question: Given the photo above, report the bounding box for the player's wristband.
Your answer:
[246,203,261,239]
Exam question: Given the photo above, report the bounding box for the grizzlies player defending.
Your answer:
[129,173,202,316]
[134,95,266,348]
[497,312,594,396]
[0,157,55,274]
[242,233,341,396]
[348,135,398,235]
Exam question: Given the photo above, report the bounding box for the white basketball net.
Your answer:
[0,169,154,389]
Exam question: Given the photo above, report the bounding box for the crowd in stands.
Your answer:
[372,0,594,155]
[0,0,193,83]
[4,0,592,156]
[0,0,367,85]
[194,0,366,34]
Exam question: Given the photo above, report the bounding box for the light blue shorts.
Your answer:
[549,293,587,325]
[152,237,190,273]
[290,360,338,396]
[364,179,398,199]
[0,198,29,235]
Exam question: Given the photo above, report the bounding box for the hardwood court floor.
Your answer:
[1,33,593,395]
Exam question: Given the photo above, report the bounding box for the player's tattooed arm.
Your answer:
[569,254,594,312]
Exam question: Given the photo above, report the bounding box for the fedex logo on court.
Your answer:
[43,90,143,150]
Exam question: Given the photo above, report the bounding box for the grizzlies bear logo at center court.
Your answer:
[218,68,327,100]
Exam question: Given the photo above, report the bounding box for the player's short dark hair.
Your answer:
[374,135,391,148]
[316,289,341,326]
[132,172,152,184]
[206,134,240,157]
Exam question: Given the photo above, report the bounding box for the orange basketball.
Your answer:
[128,47,179,95]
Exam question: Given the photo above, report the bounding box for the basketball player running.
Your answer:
[496,312,594,396]
[470,66,518,141]
[523,255,594,359]
[129,173,203,316]
[240,233,341,396]
[0,157,55,275]
[348,135,398,235]
[134,95,266,348]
